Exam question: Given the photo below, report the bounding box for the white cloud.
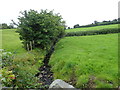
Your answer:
[0,0,119,27]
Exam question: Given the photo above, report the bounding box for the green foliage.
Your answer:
[72,19,119,28]
[2,51,13,68]
[1,23,8,29]
[0,23,14,29]
[15,9,65,51]
[1,29,44,88]
[0,67,16,87]
[66,28,119,37]
[66,24,118,32]
[49,34,118,88]
[1,50,43,88]
[12,52,43,88]
[74,24,80,28]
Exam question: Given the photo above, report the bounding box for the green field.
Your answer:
[1,25,119,88]
[66,24,118,32]
[49,33,118,88]
[1,29,26,54]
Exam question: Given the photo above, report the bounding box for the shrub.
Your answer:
[2,51,13,68]
[14,9,65,51]
[0,67,16,87]
[1,50,43,88]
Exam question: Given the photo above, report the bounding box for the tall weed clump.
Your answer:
[1,50,43,88]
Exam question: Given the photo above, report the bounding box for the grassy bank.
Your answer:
[49,33,118,88]
[1,29,26,54]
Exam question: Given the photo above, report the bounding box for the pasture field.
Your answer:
[1,29,26,54]
[66,24,118,32]
[49,33,118,88]
[1,26,119,88]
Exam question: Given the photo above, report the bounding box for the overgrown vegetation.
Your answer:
[1,9,119,89]
[1,49,43,88]
[0,23,15,29]
[1,29,44,88]
[49,34,118,88]
[13,9,65,52]
[1,9,66,88]
[66,28,119,37]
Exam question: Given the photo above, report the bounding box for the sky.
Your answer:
[0,0,119,27]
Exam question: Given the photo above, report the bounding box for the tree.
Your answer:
[112,19,117,21]
[73,24,80,28]
[2,23,9,29]
[94,21,98,25]
[14,9,65,52]
[68,27,71,29]
[8,23,14,29]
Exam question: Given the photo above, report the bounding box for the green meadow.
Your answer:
[66,24,118,32]
[1,29,26,54]
[49,33,118,88]
[1,24,119,88]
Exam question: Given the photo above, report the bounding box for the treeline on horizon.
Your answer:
[0,18,120,29]
[68,18,120,29]
[0,23,15,29]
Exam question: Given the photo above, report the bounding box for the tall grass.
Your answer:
[49,33,118,88]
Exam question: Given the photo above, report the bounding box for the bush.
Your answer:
[0,67,16,87]
[1,50,43,88]
[66,28,119,37]
[14,9,65,51]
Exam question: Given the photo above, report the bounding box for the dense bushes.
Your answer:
[1,49,43,88]
[66,28,119,37]
[14,9,65,51]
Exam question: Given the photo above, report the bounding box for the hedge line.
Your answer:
[65,28,119,37]
[78,22,119,28]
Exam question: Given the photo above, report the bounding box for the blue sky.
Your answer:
[0,0,119,27]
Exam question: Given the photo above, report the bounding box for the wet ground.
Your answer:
[37,65,54,88]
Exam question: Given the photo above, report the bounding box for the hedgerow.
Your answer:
[66,28,119,37]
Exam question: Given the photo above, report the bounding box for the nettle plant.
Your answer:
[0,49,15,87]
[1,49,42,88]
[0,68,15,87]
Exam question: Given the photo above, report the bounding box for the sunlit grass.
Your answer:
[50,33,118,88]
[2,29,26,54]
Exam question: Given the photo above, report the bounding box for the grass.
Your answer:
[66,24,118,33]
[49,33,118,88]
[1,29,26,54]
[1,25,119,88]
[1,29,44,88]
